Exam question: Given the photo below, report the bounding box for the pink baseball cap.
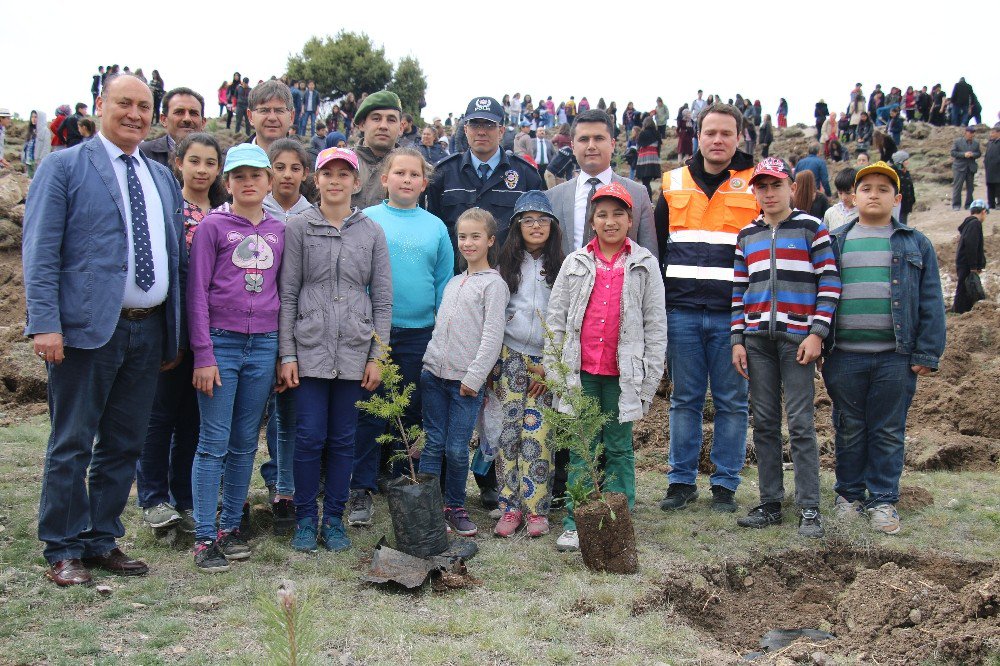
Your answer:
[315,147,359,172]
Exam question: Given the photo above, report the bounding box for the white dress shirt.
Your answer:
[572,167,614,248]
[98,132,169,307]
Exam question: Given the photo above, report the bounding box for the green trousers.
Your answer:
[563,372,635,531]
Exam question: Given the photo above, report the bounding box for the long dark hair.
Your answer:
[174,132,228,208]
[497,213,565,294]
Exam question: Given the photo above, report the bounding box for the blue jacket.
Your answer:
[291,86,303,113]
[22,138,187,359]
[828,218,945,369]
[795,154,831,196]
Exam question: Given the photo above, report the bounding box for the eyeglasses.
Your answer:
[253,107,290,116]
[519,216,553,227]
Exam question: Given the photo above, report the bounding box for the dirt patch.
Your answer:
[574,492,638,574]
[633,546,1000,664]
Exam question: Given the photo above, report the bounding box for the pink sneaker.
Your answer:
[526,514,550,537]
[493,510,522,537]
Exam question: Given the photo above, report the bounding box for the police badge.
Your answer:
[504,170,519,189]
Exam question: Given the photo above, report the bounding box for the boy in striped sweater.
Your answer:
[731,157,842,537]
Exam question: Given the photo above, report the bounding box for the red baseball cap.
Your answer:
[591,181,633,209]
[749,157,794,185]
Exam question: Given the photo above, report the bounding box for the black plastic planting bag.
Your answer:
[384,474,449,558]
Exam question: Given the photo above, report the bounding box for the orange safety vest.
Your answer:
[660,165,758,241]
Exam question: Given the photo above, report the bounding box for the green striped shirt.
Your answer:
[836,224,896,352]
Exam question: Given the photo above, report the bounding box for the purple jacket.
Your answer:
[187,208,285,368]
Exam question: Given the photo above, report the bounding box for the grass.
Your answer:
[0,415,997,664]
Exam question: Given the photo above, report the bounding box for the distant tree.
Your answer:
[286,31,393,101]
[392,56,428,117]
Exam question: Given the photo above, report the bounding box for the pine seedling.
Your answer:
[257,580,320,666]
[356,334,425,484]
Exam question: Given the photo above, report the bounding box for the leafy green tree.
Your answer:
[286,31,393,101]
[392,56,428,117]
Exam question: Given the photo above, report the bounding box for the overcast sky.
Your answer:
[2,2,994,128]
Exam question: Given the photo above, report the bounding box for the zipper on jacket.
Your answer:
[769,224,777,340]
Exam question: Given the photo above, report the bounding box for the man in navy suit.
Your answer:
[23,74,187,586]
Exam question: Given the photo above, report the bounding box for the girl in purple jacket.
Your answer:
[187,144,285,573]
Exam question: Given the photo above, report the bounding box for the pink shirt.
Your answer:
[580,237,630,376]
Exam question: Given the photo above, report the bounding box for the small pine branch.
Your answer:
[257,581,320,666]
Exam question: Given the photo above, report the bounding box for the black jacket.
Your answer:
[985,139,1000,183]
[138,135,173,168]
[956,216,986,270]
[894,166,916,215]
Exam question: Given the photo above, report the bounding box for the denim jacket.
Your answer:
[827,218,946,369]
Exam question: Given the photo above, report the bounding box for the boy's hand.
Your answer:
[732,344,749,380]
[911,365,933,376]
[797,334,823,365]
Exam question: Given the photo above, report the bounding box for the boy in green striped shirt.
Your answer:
[823,162,946,535]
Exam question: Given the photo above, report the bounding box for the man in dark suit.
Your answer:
[138,87,206,167]
[23,74,187,587]
[544,109,657,257]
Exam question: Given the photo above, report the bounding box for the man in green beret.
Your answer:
[352,90,403,209]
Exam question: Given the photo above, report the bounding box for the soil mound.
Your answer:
[633,546,1000,664]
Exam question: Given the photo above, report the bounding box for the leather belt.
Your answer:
[120,304,163,321]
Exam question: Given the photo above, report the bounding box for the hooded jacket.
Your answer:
[187,207,285,368]
[956,215,986,270]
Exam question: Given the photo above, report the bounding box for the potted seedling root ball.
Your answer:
[542,325,638,574]
[356,337,449,558]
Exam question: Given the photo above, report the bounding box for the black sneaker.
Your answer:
[737,503,783,528]
[798,507,825,538]
[479,487,500,511]
[217,529,251,560]
[347,490,374,527]
[240,501,252,534]
[272,498,296,536]
[659,483,699,511]
[194,540,230,573]
[710,485,738,513]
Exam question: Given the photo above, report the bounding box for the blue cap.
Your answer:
[970,199,989,213]
[511,190,558,224]
[224,143,271,173]
[519,120,531,127]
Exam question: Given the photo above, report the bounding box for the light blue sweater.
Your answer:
[363,201,454,328]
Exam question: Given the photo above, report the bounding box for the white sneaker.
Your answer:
[867,503,901,535]
[834,495,864,519]
[555,529,579,552]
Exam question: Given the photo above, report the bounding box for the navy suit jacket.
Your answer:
[23,137,187,360]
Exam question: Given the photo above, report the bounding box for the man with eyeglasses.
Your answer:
[245,80,294,154]
[425,95,541,511]
[426,96,542,253]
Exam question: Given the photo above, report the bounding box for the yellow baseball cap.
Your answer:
[854,160,900,190]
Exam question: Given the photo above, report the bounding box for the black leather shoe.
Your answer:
[659,483,699,511]
[737,503,783,529]
[710,485,738,513]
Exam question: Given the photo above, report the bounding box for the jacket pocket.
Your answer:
[59,271,93,329]
[666,193,692,230]
[722,194,759,232]
[788,312,809,323]
[293,308,324,349]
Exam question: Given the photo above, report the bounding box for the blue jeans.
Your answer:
[418,370,484,508]
[822,349,917,507]
[191,329,277,540]
[352,326,432,492]
[666,308,749,490]
[294,377,362,520]
[299,110,316,136]
[260,389,296,496]
[136,352,199,510]
[38,312,163,563]
[951,105,968,127]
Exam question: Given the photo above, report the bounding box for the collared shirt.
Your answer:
[98,132,169,307]
[166,133,176,152]
[573,167,614,248]
[470,148,502,182]
[580,236,631,376]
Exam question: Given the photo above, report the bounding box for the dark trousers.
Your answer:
[351,326,432,492]
[234,106,249,134]
[294,377,362,521]
[136,352,198,511]
[952,169,975,208]
[38,313,163,563]
[987,182,999,210]
[953,266,975,313]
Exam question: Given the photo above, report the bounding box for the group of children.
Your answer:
[166,131,943,572]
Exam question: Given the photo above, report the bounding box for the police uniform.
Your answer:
[426,97,542,256]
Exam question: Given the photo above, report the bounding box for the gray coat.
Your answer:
[545,243,667,423]
[545,172,658,257]
[278,206,392,380]
[951,137,981,174]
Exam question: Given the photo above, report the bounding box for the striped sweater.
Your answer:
[731,210,841,346]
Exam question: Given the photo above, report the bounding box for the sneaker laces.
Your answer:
[527,514,546,524]
[500,511,520,524]
[450,507,471,521]
[350,492,368,512]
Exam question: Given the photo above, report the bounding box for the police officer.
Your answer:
[427,96,542,255]
[424,96,541,511]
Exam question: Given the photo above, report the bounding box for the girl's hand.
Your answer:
[361,360,382,391]
[796,334,823,365]
[732,345,749,380]
[527,363,547,398]
[459,383,477,397]
[278,362,299,392]
[194,366,222,397]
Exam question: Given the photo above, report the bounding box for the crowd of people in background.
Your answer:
[2,66,994,586]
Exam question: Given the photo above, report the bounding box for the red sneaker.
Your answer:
[493,510,522,537]
[526,514,550,537]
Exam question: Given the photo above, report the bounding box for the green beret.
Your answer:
[353,90,402,124]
